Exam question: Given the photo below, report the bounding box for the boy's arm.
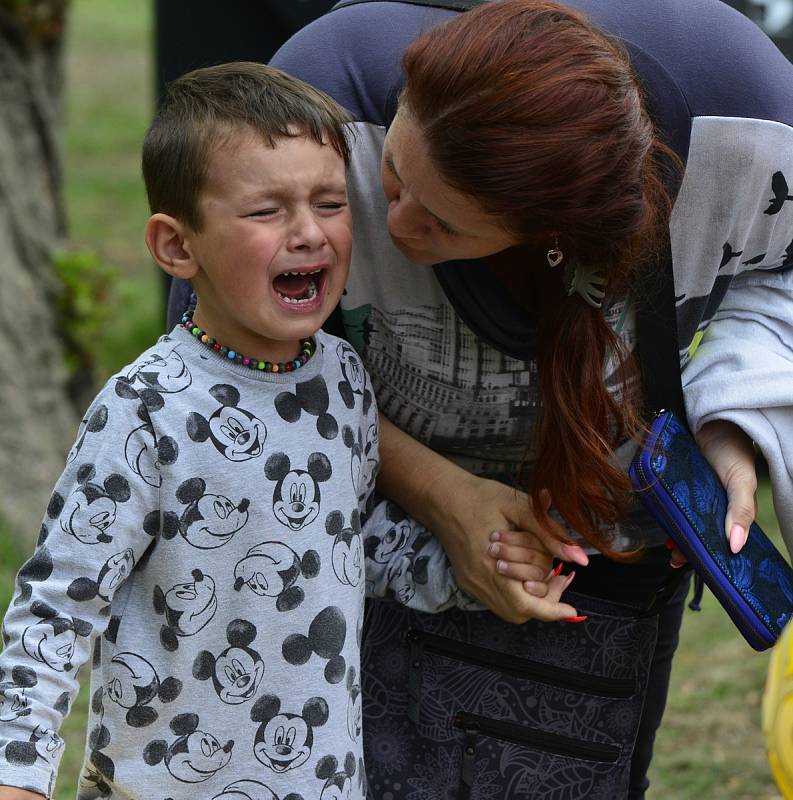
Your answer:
[0,381,160,795]
[362,497,481,612]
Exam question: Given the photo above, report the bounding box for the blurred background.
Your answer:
[0,1,791,797]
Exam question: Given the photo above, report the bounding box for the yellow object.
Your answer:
[763,620,793,799]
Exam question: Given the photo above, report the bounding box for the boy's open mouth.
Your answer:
[272,268,324,305]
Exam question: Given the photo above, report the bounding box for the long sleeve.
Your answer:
[362,498,480,612]
[682,269,793,556]
[0,381,162,795]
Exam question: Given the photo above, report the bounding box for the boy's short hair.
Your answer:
[142,61,351,230]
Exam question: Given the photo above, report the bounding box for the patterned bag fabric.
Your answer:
[361,593,659,799]
[629,410,793,651]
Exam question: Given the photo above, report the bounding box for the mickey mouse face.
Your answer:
[346,668,362,741]
[54,466,131,546]
[154,570,217,645]
[209,406,266,461]
[22,622,76,672]
[187,386,267,463]
[214,648,264,704]
[144,713,234,784]
[276,471,319,529]
[234,542,298,598]
[251,695,328,774]
[316,753,357,800]
[176,478,249,550]
[337,342,366,394]
[368,520,410,564]
[255,714,312,773]
[193,620,265,705]
[105,652,158,709]
[125,424,179,488]
[265,453,331,532]
[99,549,134,596]
[169,730,233,782]
[320,775,354,800]
[67,405,108,465]
[326,511,362,588]
[126,350,192,394]
[0,690,30,722]
[212,781,288,800]
[32,726,62,760]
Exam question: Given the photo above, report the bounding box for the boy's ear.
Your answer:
[145,213,198,280]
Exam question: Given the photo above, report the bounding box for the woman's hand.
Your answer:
[695,419,758,553]
[437,473,589,622]
[375,415,588,622]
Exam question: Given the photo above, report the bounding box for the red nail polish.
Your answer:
[562,615,588,623]
[664,538,676,551]
[553,562,564,577]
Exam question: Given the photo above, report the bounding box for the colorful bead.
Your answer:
[182,303,314,373]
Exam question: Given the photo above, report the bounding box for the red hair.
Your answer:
[402,0,674,556]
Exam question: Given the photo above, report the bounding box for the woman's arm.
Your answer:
[376,415,587,623]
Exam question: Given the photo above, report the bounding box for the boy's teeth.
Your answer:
[278,277,318,304]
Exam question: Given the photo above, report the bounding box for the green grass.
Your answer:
[1,1,788,797]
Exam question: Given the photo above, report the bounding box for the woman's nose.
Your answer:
[387,194,431,240]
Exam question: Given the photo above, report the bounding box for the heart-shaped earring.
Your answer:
[546,235,563,268]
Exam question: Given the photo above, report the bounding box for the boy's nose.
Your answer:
[287,208,327,250]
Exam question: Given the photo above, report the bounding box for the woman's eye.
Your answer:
[435,218,457,236]
[316,202,347,212]
[384,155,399,179]
[248,208,278,217]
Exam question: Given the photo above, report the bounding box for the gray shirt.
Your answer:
[0,326,464,799]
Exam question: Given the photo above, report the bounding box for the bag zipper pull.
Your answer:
[457,716,478,799]
[407,630,423,724]
[688,573,704,612]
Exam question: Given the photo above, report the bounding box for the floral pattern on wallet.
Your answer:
[630,410,793,651]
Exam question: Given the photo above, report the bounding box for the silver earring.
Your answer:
[546,235,563,269]
[563,259,607,309]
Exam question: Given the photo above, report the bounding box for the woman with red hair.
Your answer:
[167,0,793,796]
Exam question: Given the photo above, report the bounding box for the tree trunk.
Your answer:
[0,1,77,544]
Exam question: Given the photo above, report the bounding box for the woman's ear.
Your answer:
[145,213,198,280]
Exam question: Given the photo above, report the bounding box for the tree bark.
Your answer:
[0,1,77,543]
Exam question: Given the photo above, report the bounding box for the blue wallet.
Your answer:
[629,410,793,651]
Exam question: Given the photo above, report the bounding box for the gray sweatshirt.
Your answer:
[0,326,465,800]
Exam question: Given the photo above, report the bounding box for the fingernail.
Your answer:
[664,538,676,552]
[488,543,500,557]
[562,616,588,623]
[553,562,564,577]
[563,544,589,566]
[730,524,747,554]
[496,560,508,574]
[489,530,501,542]
[563,571,576,591]
[524,580,543,595]
[670,558,685,569]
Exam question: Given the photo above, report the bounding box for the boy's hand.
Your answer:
[0,788,46,800]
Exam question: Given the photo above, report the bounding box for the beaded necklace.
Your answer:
[181,303,314,373]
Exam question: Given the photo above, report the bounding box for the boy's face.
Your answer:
[186,131,351,362]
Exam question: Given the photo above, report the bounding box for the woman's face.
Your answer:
[381,109,520,265]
